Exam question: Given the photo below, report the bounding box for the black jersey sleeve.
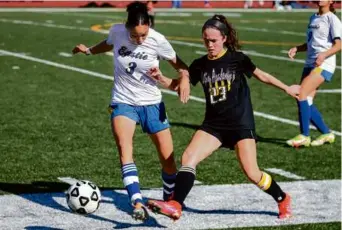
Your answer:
[241,53,256,78]
[189,60,201,86]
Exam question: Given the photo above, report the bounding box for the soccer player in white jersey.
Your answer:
[286,0,341,147]
[72,1,190,221]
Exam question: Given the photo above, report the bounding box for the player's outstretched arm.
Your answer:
[72,40,113,55]
[147,67,179,90]
[252,68,300,98]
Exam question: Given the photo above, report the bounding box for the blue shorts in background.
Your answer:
[109,102,170,134]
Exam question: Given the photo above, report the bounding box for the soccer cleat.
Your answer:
[278,193,292,219]
[286,134,311,147]
[132,202,149,221]
[147,199,182,220]
[311,133,335,146]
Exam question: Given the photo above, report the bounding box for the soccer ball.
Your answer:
[66,180,101,215]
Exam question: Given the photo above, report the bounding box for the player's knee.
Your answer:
[181,150,198,168]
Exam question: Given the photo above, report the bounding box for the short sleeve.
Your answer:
[330,14,342,41]
[241,53,256,78]
[157,36,176,61]
[189,60,201,86]
[106,25,116,46]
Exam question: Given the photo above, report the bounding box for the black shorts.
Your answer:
[199,125,257,150]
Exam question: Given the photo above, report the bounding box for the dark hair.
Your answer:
[126,1,150,29]
[202,14,240,52]
[330,2,336,14]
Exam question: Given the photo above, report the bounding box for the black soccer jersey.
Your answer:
[189,51,256,130]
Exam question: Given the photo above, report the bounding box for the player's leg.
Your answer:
[307,70,335,146]
[110,104,148,221]
[235,138,291,219]
[149,128,177,201]
[142,102,177,201]
[148,129,222,220]
[287,68,324,147]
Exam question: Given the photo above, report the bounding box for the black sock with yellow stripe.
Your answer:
[173,166,196,205]
[257,172,286,202]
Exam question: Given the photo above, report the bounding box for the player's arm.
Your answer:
[72,40,113,55]
[252,68,300,98]
[315,39,341,67]
[288,43,307,59]
[147,67,179,90]
[320,39,341,58]
[167,55,190,103]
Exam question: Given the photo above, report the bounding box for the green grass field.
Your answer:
[0,10,341,229]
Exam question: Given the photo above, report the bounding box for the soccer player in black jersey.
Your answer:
[146,15,299,220]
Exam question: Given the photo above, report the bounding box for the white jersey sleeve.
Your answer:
[329,14,342,40]
[156,36,176,61]
[106,24,117,46]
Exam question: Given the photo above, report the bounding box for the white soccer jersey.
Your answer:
[106,24,176,106]
[305,12,342,72]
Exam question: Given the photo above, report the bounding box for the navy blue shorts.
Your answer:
[109,102,170,134]
[199,125,257,150]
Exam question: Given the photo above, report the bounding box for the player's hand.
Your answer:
[178,71,190,103]
[315,52,327,67]
[286,84,301,99]
[147,67,163,81]
[288,47,297,59]
[72,44,88,55]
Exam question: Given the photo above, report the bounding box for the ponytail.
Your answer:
[330,2,336,14]
[126,1,150,29]
[202,14,241,52]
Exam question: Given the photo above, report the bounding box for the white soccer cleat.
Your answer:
[286,134,311,147]
[311,133,335,146]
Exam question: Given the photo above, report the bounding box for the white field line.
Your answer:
[38,12,125,20]
[195,50,342,70]
[265,168,306,180]
[317,89,341,93]
[57,177,79,185]
[0,16,307,39]
[202,12,242,18]
[0,180,340,229]
[0,18,312,69]
[1,49,340,136]
[0,18,92,31]
[59,52,73,57]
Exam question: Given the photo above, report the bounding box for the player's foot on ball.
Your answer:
[132,202,149,221]
[147,199,182,220]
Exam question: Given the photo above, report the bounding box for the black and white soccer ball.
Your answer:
[66,180,101,215]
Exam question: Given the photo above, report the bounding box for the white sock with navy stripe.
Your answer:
[121,163,143,205]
